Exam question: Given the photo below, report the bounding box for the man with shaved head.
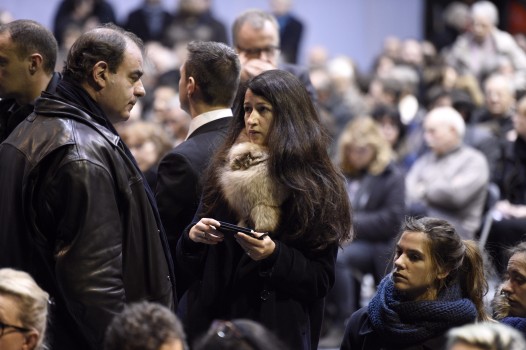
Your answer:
[0,24,175,350]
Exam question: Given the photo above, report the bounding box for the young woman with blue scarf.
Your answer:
[492,242,526,337]
[341,216,490,350]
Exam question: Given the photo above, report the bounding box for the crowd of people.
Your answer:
[2,0,526,349]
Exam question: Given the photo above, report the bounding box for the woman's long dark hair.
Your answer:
[201,70,352,251]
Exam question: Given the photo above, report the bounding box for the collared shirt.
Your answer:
[185,108,232,140]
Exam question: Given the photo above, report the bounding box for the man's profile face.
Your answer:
[235,20,280,67]
[0,32,29,100]
[99,40,146,124]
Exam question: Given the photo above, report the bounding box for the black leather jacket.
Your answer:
[0,95,174,349]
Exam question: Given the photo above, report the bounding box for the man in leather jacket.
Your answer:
[0,24,175,350]
[0,19,61,142]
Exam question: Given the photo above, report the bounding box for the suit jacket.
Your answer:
[156,116,231,295]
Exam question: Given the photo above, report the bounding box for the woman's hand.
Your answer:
[235,231,276,260]
[189,218,224,245]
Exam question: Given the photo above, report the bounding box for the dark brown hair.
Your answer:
[63,23,143,82]
[0,19,58,74]
[201,70,352,251]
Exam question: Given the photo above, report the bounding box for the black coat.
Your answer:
[0,72,61,143]
[0,95,174,350]
[156,117,231,297]
[176,201,337,350]
[340,307,447,350]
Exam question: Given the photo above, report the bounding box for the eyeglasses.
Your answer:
[236,45,280,57]
[0,320,31,337]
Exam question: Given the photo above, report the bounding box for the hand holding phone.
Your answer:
[216,221,268,240]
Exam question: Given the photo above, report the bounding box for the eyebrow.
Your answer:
[131,69,143,78]
[396,245,424,256]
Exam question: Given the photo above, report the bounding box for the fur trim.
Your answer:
[219,142,288,233]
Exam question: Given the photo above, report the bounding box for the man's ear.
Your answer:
[28,53,43,75]
[21,330,39,350]
[186,76,196,97]
[91,61,109,89]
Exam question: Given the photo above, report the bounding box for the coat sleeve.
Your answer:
[260,241,338,303]
[40,160,125,348]
[156,151,199,248]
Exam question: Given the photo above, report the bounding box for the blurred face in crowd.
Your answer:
[424,114,459,155]
[236,20,280,68]
[152,86,190,140]
[346,143,375,171]
[501,251,526,317]
[472,13,493,43]
[376,116,401,147]
[393,231,443,301]
[0,293,38,350]
[243,89,274,146]
[484,76,515,116]
[97,40,146,124]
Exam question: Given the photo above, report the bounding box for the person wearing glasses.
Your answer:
[231,9,316,102]
[0,268,49,350]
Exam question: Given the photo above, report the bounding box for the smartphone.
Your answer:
[216,221,264,239]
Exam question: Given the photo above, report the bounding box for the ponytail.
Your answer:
[459,240,491,321]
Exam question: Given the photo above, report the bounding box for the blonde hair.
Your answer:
[337,116,393,176]
[447,322,526,350]
[0,268,49,349]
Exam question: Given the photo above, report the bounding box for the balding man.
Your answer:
[406,106,489,239]
[0,24,174,349]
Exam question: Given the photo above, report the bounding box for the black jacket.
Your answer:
[0,72,61,142]
[0,95,174,349]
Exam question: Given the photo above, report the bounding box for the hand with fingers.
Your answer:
[189,218,224,245]
[235,231,276,261]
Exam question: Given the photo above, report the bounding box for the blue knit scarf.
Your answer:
[501,317,526,336]
[368,274,477,346]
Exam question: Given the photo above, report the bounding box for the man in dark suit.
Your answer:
[156,40,240,297]
[232,9,316,103]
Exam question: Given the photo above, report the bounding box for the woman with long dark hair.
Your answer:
[175,70,352,350]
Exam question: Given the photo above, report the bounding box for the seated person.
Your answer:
[321,117,405,348]
[341,216,490,350]
[492,242,526,336]
[406,106,489,239]
[0,268,49,350]
[446,322,526,350]
[486,95,526,274]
